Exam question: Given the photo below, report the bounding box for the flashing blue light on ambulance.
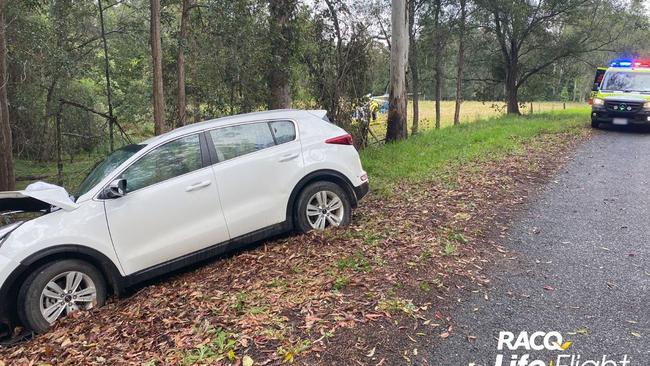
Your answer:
[609,58,650,68]
[609,58,633,67]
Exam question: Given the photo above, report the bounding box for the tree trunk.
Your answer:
[453,0,466,126]
[0,0,14,191]
[55,104,63,186]
[176,0,191,126]
[505,63,520,114]
[98,0,116,150]
[150,0,166,135]
[434,61,442,129]
[268,0,295,109]
[433,0,442,129]
[408,0,419,135]
[386,0,409,142]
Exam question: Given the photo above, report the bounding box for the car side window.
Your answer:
[120,134,203,193]
[269,121,296,144]
[209,122,276,162]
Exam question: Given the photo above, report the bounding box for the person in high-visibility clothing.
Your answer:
[369,99,379,121]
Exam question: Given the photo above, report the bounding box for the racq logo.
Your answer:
[495,331,631,366]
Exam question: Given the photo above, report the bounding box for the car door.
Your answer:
[103,133,230,274]
[206,120,303,238]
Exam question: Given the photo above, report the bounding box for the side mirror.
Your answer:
[592,82,600,92]
[101,178,127,199]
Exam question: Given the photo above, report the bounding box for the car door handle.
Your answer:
[185,181,212,192]
[278,153,299,162]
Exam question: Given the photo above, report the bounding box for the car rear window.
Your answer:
[269,121,296,144]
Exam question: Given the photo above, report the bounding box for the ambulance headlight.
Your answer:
[592,98,605,106]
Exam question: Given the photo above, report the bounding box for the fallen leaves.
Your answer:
[366,346,376,357]
[242,355,254,366]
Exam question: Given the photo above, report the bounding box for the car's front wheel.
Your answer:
[295,181,352,233]
[17,259,107,333]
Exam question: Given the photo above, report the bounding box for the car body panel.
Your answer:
[0,200,122,274]
[211,137,304,238]
[298,114,367,187]
[0,183,78,212]
[104,165,229,274]
[0,254,19,297]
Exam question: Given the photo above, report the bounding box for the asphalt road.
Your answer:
[427,129,650,366]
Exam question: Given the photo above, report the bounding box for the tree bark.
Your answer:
[505,62,520,115]
[150,0,166,135]
[433,0,442,129]
[453,0,466,126]
[55,104,63,186]
[98,0,116,150]
[386,0,409,143]
[176,0,191,126]
[408,0,419,135]
[0,0,14,191]
[268,0,295,109]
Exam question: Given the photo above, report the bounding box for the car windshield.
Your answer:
[75,144,145,199]
[601,71,650,92]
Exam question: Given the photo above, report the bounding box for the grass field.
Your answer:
[369,100,585,138]
[14,102,589,192]
[362,106,589,194]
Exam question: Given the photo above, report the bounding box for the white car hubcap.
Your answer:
[39,271,97,324]
[306,190,344,230]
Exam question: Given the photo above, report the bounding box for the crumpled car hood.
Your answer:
[0,181,78,212]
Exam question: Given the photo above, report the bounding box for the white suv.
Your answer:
[0,110,368,336]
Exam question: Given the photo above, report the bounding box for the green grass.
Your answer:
[361,107,589,194]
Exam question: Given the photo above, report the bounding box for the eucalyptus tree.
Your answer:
[268,0,298,109]
[0,0,13,190]
[150,0,165,134]
[453,0,466,125]
[176,0,193,126]
[408,0,423,134]
[386,0,408,142]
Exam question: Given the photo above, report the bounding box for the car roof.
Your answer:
[141,109,326,145]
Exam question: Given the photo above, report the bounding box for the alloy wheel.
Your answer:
[306,190,345,230]
[39,271,98,324]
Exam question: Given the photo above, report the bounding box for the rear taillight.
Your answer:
[325,134,353,145]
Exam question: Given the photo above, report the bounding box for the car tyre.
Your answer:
[17,259,107,333]
[295,181,352,233]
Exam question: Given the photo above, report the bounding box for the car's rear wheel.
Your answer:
[17,259,107,333]
[295,181,351,233]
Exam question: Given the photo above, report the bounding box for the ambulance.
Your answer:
[590,59,650,128]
